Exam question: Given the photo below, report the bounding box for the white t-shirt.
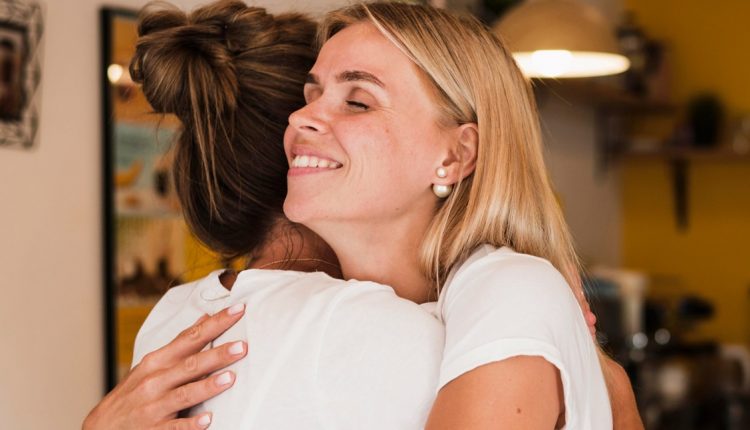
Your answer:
[435,245,612,429]
[132,269,444,429]
[133,245,612,429]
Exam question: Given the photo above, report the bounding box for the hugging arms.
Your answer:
[85,1,642,429]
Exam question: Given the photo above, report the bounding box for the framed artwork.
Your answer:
[101,8,228,390]
[0,0,43,150]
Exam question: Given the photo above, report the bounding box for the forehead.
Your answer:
[313,22,420,85]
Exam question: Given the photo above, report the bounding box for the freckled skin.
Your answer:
[283,22,450,228]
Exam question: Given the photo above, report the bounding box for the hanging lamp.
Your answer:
[493,0,630,78]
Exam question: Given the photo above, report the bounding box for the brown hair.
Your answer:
[129,0,317,259]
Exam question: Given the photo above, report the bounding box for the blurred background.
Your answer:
[0,0,747,428]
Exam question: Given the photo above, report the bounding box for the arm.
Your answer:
[569,263,644,428]
[603,357,645,430]
[576,270,644,429]
[82,305,247,430]
[428,249,614,429]
[425,355,644,430]
[426,357,564,429]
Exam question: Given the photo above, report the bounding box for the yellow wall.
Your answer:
[622,0,750,343]
[624,0,750,113]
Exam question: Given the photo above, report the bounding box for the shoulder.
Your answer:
[435,247,611,427]
[325,278,444,342]
[131,273,216,367]
[451,245,565,288]
[316,280,443,427]
[319,278,444,360]
[441,245,575,321]
[140,274,208,325]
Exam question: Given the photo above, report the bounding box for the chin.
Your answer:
[282,198,322,225]
[282,200,305,223]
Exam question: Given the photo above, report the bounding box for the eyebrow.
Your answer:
[305,70,386,88]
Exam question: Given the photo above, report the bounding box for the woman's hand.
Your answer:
[82,304,247,430]
[583,303,597,338]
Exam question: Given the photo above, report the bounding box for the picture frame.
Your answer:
[101,8,228,390]
[0,0,43,150]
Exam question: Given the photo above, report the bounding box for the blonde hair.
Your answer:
[319,2,583,299]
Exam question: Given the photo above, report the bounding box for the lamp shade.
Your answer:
[494,0,630,78]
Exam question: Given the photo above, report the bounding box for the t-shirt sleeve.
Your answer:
[439,250,606,428]
[315,284,444,429]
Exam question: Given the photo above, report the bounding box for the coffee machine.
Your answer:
[588,268,750,429]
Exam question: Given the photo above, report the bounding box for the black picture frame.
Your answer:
[100,7,228,392]
[101,6,138,392]
[0,0,43,150]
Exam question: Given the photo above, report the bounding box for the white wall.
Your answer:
[540,0,624,268]
[0,1,347,429]
[540,95,622,267]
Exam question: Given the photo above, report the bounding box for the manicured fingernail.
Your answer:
[228,303,245,315]
[216,371,233,386]
[198,413,212,428]
[229,341,244,355]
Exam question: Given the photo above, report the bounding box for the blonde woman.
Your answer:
[285,2,631,428]
[84,1,641,429]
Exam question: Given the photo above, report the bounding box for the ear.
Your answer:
[434,123,478,184]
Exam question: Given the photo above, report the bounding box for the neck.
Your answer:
[313,209,436,304]
[247,218,341,278]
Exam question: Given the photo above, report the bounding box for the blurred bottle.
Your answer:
[617,11,647,96]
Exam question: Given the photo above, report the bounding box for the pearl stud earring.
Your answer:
[433,167,452,198]
[433,183,453,198]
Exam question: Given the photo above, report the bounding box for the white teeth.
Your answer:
[291,155,341,169]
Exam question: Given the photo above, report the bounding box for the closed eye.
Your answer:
[346,100,369,111]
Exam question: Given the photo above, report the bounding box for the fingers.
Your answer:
[159,340,247,389]
[150,371,236,422]
[585,310,597,327]
[585,310,597,338]
[171,303,246,357]
[152,413,213,430]
[141,304,246,371]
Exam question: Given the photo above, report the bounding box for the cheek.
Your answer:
[282,125,295,155]
[335,118,424,173]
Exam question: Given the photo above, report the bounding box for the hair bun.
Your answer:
[134,1,188,37]
[129,1,252,119]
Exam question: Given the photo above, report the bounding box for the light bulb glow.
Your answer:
[513,50,630,78]
[530,50,573,78]
[108,64,124,84]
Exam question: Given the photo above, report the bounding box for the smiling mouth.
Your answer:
[290,154,342,169]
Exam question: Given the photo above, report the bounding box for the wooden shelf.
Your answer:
[532,79,676,113]
[532,79,750,232]
[622,148,750,162]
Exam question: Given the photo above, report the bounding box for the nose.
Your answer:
[288,100,329,135]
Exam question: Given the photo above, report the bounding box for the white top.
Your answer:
[133,245,611,429]
[132,269,443,429]
[435,245,612,429]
